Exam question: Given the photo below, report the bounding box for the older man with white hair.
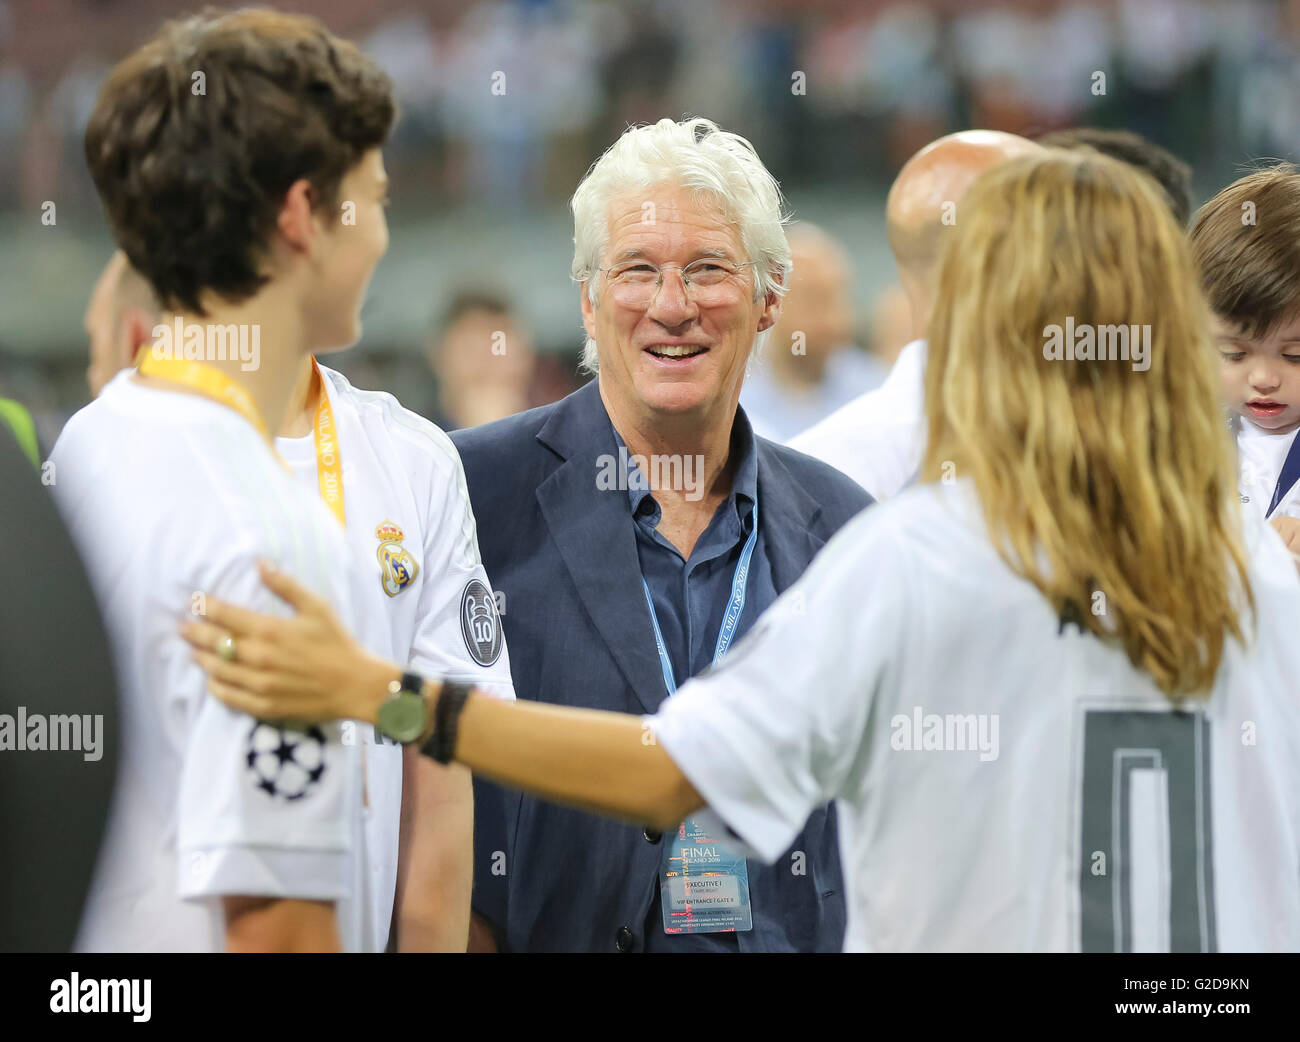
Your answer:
[450,117,871,952]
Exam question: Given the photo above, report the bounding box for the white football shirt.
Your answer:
[787,338,928,500]
[274,363,515,952]
[52,370,370,952]
[1236,416,1300,521]
[651,479,1300,952]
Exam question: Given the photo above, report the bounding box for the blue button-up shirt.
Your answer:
[612,408,780,952]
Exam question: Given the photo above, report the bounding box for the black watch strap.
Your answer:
[422,681,475,764]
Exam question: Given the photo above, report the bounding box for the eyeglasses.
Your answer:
[597,258,757,307]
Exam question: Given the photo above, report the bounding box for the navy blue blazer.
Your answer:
[450,380,872,952]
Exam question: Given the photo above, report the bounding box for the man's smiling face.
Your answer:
[1214,309,1300,435]
[581,183,780,424]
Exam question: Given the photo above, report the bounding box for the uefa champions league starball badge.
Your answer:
[245,722,327,800]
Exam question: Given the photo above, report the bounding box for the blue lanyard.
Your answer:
[641,501,759,695]
[1266,431,1300,518]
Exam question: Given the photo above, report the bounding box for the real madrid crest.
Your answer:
[375,520,420,597]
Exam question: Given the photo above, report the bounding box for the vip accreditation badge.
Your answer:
[660,816,753,934]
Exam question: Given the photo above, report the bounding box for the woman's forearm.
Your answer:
[447,690,703,831]
[179,589,707,833]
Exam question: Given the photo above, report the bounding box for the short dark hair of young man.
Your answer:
[1038,126,1194,226]
[84,8,395,315]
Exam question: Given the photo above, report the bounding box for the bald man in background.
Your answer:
[740,222,886,441]
[789,130,1045,499]
[84,251,158,398]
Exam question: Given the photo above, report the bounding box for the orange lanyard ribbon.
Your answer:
[137,353,345,522]
[136,352,271,442]
[311,360,346,528]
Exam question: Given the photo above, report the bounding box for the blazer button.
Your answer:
[614,926,635,952]
[643,826,662,843]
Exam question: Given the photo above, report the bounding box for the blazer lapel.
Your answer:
[755,441,827,593]
[534,383,668,714]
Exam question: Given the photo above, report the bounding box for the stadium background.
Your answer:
[1,0,1296,449]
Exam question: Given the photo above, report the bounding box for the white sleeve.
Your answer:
[177,536,357,902]
[649,508,908,864]
[406,454,515,701]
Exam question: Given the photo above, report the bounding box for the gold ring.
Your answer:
[217,634,237,663]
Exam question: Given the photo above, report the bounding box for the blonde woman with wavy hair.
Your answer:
[922,150,1253,697]
[183,150,1300,952]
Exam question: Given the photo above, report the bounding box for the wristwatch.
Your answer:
[375,671,429,743]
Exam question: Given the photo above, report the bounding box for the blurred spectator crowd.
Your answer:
[2,0,1299,441]
[2,0,1297,217]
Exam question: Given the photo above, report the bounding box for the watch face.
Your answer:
[377,692,426,743]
